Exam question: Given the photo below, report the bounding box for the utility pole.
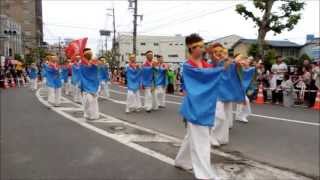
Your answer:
[133,0,137,55]
[107,8,116,64]
[129,0,142,55]
[58,37,61,63]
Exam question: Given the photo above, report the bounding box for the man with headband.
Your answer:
[142,50,158,112]
[46,54,62,106]
[71,55,82,103]
[79,48,100,120]
[154,55,168,108]
[125,54,142,113]
[175,33,222,180]
[97,57,110,98]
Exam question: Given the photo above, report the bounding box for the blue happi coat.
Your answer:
[142,66,154,88]
[241,67,256,92]
[154,66,167,87]
[41,64,47,79]
[79,64,99,94]
[60,66,69,83]
[28,67,38,80]
[98,64,109,82]
[180,62,224,127]
[218,63,246,102]
[71,64,80,85]
[46,65,62,88]
[126,65,142,92]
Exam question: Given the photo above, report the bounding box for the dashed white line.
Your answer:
[108,88,320,127]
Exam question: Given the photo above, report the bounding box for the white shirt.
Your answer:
[271,62,288,81]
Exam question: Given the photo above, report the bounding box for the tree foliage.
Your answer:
[236,0,305,58]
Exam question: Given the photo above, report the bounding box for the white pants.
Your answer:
[236,96,251,121]
[144,88,158,111]
[72,83,82,103]
[82,92,99,120]
[99,80,110,98]
[30,78,37,90]
[126,90,142,112]
[175,122,218,180]
[224,102,233,128]
[211,101,229,146]
[42,77,47,88]
[64,77,72,95]
[156,86,166,107]
[48,87,61,106]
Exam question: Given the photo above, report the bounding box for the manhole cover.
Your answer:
[222,164,244,174]
[113,126,125,131]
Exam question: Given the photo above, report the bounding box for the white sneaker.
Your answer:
[236,117,248,123]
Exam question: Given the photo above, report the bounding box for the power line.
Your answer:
[142,2,249,33]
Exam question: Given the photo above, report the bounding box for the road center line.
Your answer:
[108,89,320,127]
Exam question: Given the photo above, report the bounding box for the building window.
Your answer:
[175,43,178,46]
[140,42,146,46]
[140,53,145,56]
[169,43,173,46]
[224,42,228,45]
[154,43,159,46]
[180,43,183,46]
[168,54,178,57]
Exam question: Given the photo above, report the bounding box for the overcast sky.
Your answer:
[42,0,320,53]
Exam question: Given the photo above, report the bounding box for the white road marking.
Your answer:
[36,89,176,166]
[111,84,183,98]
[108,89,320,127]
[35,88,311,180]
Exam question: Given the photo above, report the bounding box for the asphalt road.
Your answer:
[0,88,194,180]
[1,85,319,179]
[102,84,320,178]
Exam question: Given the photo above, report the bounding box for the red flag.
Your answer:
[64,37,88,61]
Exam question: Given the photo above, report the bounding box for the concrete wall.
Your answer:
[117,34,186,66]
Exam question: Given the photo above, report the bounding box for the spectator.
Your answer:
[271,55,288,104]
[312,61,320,89]
[281,74,294,107]
[256,63,270,101]
[302,66,313,107]
[166,68,175,94]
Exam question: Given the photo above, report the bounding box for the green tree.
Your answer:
[248,44,259,58]
[236,0,305,58]
[264,49,277,70]
[14,54,22,61]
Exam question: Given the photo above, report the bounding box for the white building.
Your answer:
[0,15,23,57]
[116,34,186,66]
[206,34,243,49]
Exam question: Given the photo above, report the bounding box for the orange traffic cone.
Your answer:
[11,78,16,87]
[4,78,9,89]
[255,84,264,104]
[313,90,320,110]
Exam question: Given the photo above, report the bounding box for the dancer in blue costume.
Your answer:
[97,57,110,98]
[80,48,100,120]
[46,54,62,106]
[175,34,227,180]
[71,55,82,103]
[28,62,38,90]
[142,50,157,112]
[154,55,168,108]
[125,54,142,113]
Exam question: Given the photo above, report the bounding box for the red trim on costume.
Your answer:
[143,60,152,67]
[187,59,213,68]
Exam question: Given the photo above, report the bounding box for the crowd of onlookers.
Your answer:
[109,65,183,95]
[255,56,320,107]
[1,55,320,108]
